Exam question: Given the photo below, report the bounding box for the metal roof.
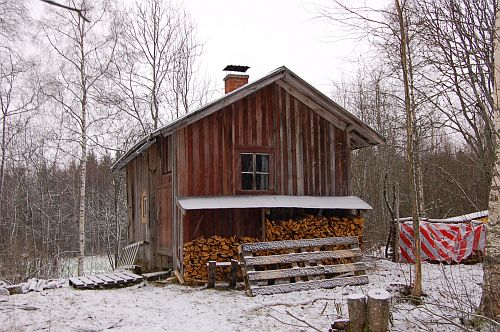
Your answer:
[111,66,385,171]
[177,195,372,211]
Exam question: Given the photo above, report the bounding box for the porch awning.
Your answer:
[177,195,372,211]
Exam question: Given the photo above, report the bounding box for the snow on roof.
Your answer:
[442,210,488,222]
[177,195,372,211]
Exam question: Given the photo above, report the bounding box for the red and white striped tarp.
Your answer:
[399,220,486,263]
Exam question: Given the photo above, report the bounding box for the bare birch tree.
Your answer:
[108,0,205,135]
[481,6,500,321]
[39,0,117,276]
[0,0,27,41]
[315,0,425,296]
[393,0,422,297]
[413,0,496,205]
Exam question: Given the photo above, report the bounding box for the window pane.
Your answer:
[256,154,269,172]
[242,173,253,190]
[256,174,269,190]
[241,154,253,172]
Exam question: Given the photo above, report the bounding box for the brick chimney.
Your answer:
[223,65,250,94]
[224,74,249,94]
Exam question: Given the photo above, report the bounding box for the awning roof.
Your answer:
[177,195,372,211]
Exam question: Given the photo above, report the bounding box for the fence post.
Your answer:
[207,261,216,288]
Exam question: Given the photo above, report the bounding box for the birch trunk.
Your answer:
[394,0,422,297]
[77,12,87,277]
[480,8,500,321]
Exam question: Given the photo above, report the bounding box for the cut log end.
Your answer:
[367,288,392,300]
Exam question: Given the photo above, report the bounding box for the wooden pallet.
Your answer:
[238,236,368,296]
[69,271,143,289]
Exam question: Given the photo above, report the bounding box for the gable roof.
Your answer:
[112,66,385,171]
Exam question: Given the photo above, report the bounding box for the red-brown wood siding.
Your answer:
[182,209,262,242]
[126,82,352,269]
[175,83,350,197]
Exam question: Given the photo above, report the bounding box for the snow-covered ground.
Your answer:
[0,258,493,332]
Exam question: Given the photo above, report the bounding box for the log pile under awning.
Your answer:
[182,215,364,282]
[265,215,364,243]
[183,235,259,282]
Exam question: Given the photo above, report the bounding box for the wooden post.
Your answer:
[207,260,216,288]
[394,184,400,262]
[347,293,367,331]
[229,259,238,288]
[367,289,392,332]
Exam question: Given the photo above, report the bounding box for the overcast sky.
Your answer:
[30,0,387,96]
[182,0,383,96]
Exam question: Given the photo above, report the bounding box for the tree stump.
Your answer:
[367,289,392,332]
[347,293,367,332]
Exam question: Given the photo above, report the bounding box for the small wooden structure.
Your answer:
[238,236,368,296]
[111,66,384,275]
[69,271,143,289]
[115,240,148,270]
[206,259,240,288]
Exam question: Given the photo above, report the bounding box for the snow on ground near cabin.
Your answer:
[0,258,486,332]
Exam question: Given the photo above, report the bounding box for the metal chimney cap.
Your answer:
[223,65,250,73]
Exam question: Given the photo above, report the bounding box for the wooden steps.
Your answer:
[239,236,368,296]
[142,270,172,281]
[69,271,143,289]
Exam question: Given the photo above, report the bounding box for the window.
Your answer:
[161,138,172,174]
[140,191,148,224]
[241,153,270,190]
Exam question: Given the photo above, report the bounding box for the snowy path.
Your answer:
[0,259,485,332]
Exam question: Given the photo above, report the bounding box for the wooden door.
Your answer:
[156,175,172,254]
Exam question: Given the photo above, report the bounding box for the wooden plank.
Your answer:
[86,275,105,285]
[310,111,316,194]
[302,105,310,194]
[77,276,95,286]
[238,245,256,296]
[314,112,321,195]
[290,96,297,195]
[329,125,336,195]
[142,270,171,281]
[285,92,293,194]
[246,262,367,281]
[104,273,126,283]
[113,272,136,282]
[244,249,361,267]
[250,275,369,296]
[277,85,285,193]
[68,277,85,287]
[295,99,304,195]
[120,271,144,281]
[240,236,359,252]
[94,274,115,283]
[256,91,262,146]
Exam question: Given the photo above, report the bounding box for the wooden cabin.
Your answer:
[112,66,384,274]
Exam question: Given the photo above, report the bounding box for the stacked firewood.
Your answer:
[183,235,259,282]
[265,215,364,243]
[183,216,364,282]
